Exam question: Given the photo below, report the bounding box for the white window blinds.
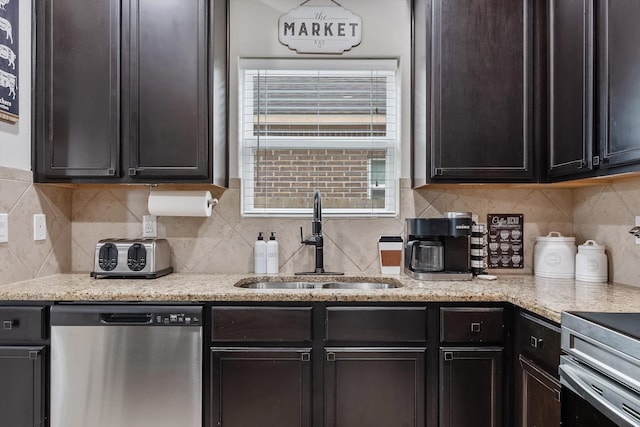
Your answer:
[240,59,398,216]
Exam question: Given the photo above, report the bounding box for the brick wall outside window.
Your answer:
[253,148,386,209]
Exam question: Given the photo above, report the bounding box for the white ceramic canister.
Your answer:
[534,232,577,279]
[575,240,608,283]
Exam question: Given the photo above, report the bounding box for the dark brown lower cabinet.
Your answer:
[0,346,46,427]
[210,348,312,427]
[517,355,561,427]
[439,347,503,427]
[324,348,426,427]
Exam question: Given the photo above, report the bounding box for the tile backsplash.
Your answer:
[1,165,639,287]
[0,167,72,286]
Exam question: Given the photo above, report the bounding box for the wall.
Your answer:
[0,1,71,287]
[69,178,573,276]
[0,166,72,286]
[0,0,638,288]
[0,0,31,171]
[573,177,640,287]
[228,0,413,177]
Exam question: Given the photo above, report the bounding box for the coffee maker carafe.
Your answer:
[405,213,473,280]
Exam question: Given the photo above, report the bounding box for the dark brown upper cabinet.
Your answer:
[547,0,594,179]
[413,0,538,184]
[546,0,640,181]
[597,0,640,172]
[33,0,227,185]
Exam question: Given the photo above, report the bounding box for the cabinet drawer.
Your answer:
[517,311,560,375]
[440,307,504,343]
[325,307,427,342]
[0,307,46,342]
[211,306,312,342]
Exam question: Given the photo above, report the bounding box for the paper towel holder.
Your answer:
[208,198,219,208]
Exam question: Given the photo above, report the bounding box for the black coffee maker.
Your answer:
[405,213,473,280]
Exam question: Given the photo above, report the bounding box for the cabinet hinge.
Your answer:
[128,168,137,176]
[435,168,444,176]
[444,351,454,361]
[592,156,600,166]
[301,353,310,362]
[108,168,116,176]
[28,351,39,360]
[326,352,335,362]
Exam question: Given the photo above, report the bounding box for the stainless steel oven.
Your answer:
[561,312,640,426]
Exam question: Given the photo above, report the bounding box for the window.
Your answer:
[239,59,399,216]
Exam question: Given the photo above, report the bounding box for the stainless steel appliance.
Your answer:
[405,213,473,280]
[91,238,173,278]
[560,312,640,426]
[51,305,202,427]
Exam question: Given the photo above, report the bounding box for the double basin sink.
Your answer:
[235,279,401,290]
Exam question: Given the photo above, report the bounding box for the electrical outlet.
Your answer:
[34,214,46,241]
[0,213,8,243]
[143,215,157,238]
[636,216,640,245]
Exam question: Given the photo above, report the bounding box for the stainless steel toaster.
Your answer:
[91,238,173,278]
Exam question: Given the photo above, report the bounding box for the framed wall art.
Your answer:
[0,0,18,123]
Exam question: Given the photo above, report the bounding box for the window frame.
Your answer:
[238,58,400,218]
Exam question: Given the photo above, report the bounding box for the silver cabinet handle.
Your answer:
[2,320,14,330]
[530,335,543,348]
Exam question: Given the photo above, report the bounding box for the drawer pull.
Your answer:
[470,322,481,333]
[530,335,543,348]
[2,320,14,330]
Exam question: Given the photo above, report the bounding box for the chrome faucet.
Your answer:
[296,190,343,275]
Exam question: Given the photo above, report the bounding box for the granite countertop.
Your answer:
[1,273,640,323]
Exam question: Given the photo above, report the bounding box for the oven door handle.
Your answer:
[560,356,640,427]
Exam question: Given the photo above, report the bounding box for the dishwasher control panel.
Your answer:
[155,312,201,325]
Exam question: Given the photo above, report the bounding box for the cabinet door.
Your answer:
[34,0,120,180]
[598,0,640,170]
[211,348,312,427]
[439,347,503,427]
[548,0,594,178]
[124,0,209,180]
[324,348,426,427]
[0,346,45,427]
[516,355,561,427]
[421,0,535,182]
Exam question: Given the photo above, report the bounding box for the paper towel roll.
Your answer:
[148,191,214,217]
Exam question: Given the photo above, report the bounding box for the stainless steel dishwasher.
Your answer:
[50,305,202,427]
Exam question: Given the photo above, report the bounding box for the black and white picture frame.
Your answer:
[0,0,18,123]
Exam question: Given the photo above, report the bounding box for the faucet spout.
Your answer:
[312,189,322,237]
[296,190,343,276]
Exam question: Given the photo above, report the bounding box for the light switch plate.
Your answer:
[0,214,8,243]
[34,214,46,241]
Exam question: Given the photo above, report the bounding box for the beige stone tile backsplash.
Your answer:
[573,179,640,287]
[0,167,72,286]
[1,165,639,287]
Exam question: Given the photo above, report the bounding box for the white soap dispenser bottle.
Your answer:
[266,232,279,274]
[254,232,267,274]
